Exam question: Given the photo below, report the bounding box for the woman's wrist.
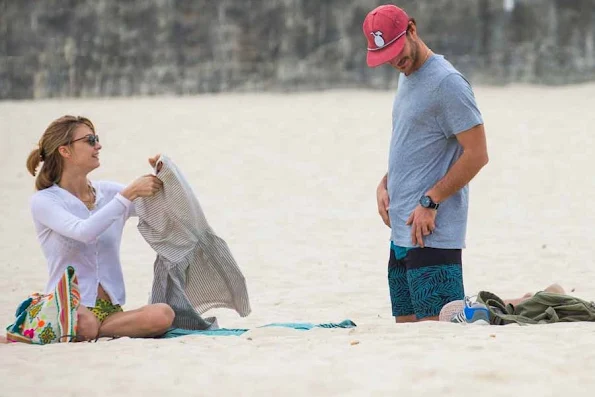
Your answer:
[121,186,138,201]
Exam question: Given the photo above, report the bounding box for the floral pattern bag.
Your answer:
[5,266,80,344]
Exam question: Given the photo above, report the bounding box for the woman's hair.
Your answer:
[26,116,96,190]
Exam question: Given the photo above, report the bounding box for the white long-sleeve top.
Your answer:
[30,181,135,307]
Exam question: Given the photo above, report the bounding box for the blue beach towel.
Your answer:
[160,319,356,338]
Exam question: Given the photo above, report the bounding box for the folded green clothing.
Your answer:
[477,291,595,325]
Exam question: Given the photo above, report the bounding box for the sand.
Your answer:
[1,84,594,396]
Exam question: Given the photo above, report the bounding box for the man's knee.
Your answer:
[144,303,175,332]
[395,314,417,323]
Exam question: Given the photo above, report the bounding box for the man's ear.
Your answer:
[58,145,71,159]
[407,21,418,38]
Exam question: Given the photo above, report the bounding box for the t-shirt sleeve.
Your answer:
[435,73,484,138]
[31,192,132,243]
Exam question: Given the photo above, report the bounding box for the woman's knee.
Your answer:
[146,303,175,331]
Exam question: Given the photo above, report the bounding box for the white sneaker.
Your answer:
[450,296,490,325]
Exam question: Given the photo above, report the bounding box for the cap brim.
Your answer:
[366,38,406,68]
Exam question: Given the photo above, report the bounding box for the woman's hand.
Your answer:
[121,175,163,201]
[148,154,163,173]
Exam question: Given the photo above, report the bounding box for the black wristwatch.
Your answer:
[420,195,439,210]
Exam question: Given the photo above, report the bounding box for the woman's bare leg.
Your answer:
[76,306,100,341]
[1,304,173,342]
[98,303,175,338]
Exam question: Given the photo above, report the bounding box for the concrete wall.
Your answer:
[1,0,594,99]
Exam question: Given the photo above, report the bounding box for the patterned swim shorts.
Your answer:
[89,298,123,322]
[388,242,465,319]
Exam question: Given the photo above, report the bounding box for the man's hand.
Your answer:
[406,205,436,248]
[377,176,391,228]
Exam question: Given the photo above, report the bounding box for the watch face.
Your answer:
[421,196,430,207]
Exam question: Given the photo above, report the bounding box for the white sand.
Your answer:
[1,85,595,396]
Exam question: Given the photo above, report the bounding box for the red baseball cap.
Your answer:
[362,5,410,67]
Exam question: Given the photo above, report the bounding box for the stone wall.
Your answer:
[1,0,594,99]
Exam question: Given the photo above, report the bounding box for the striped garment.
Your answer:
[135,155,251,330]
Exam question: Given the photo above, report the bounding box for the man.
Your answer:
[363,5,489,322]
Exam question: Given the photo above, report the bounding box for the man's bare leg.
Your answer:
[98,303,174,338]
[395,314,418,323]
[418,315,439,322]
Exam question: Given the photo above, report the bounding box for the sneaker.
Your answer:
[450,296,490,325]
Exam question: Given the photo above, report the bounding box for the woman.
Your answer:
[25,115,174,341]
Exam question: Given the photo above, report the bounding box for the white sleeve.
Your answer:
[99,180,137,218]
[128,201,138,218]
[31,193,133,243]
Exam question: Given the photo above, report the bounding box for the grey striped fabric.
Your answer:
[135,155,251,330]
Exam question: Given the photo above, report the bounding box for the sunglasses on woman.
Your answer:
[71,134,100,146]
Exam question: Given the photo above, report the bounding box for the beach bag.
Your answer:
[5,266,80,344]
[477,290,595,325]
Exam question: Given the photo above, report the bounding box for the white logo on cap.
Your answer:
[371,31,385,48]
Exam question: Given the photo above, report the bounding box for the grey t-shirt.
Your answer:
[388,54,483,249]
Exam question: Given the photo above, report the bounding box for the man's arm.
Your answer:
[425,123,489,203]
[407,74,487,247]
[406,124,488,247]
